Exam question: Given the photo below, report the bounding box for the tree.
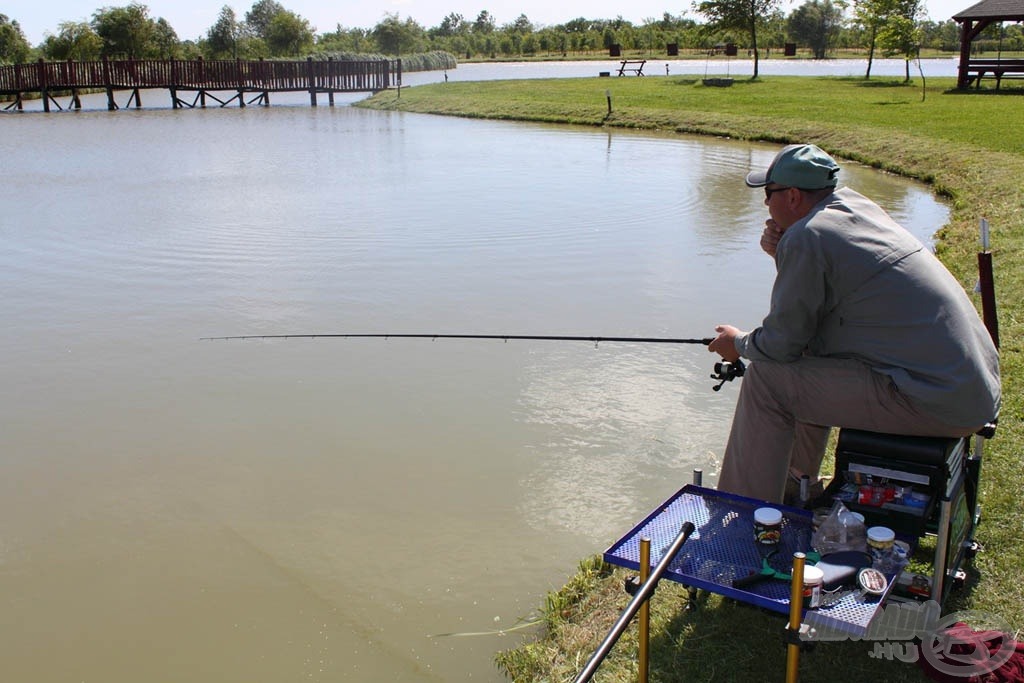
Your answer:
[264,10,314,56]
[694,0,782,77]
[92,3,158,58]
[852,0,921,78]
[42,21,103,60]
[787,0,846,58]
[877,0,923,81]
[473,10,496,34]
[153,17,178,57]
[562,17,592,33]
[0,14,32,64]
[207,5,242,58]
[436,13,465,37]
[918,19,959,51]
[316,24,371,53]
[508,14,533,34]
[371,14,426,54]
[245,0,285,39]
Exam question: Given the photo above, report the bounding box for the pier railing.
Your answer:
[1,57,400,111]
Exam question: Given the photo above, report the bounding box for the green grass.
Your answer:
[358,76,1024,682]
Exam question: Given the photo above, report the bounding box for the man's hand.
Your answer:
[709,325,742,361]
[760,219,784,258]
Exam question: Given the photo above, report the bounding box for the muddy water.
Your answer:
[0,102,948,681]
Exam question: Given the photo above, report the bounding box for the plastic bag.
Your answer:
[812,500,867,554]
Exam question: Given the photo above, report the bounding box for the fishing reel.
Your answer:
[710,359,746,391]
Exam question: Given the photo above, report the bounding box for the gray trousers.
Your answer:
[716,357,976,503]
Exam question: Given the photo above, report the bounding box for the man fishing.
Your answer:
[708,143,1000,504]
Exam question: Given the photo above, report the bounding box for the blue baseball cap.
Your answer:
[745,144,840,189]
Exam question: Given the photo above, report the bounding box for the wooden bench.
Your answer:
[962,58,1024,89]
[617,59,646,76]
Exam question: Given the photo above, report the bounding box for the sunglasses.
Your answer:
[764,186,792,199]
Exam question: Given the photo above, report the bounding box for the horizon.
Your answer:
[6,0,975,47]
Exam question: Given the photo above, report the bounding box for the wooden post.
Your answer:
[129,58,141,108]
[38,59,49,113]
[169,57,178,108]
[14,63,24,110]
[327,57,335,106]
[103,56,116,110]
[236,58,245,107]
[957,20,973,89]
[198,57,206,107]
[259,58,269,106]
[957,18,994,89]
[307,57,317,106]
[67,60,82,110]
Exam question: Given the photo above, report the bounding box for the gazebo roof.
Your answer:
[953,0,1024,21]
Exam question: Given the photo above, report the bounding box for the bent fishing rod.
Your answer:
[200,333,745,390]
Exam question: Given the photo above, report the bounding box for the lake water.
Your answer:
[401,56,960,85]
[0,89,948,681]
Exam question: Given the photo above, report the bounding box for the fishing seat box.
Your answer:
[822,428,983,602]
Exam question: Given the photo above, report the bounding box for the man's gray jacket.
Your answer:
[735,187,1000,428]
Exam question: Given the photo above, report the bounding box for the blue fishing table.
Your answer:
[603,484,895,638]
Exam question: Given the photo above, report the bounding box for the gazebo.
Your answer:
[953,0,1024,88]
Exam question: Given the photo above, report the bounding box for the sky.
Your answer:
[6,0,974,46]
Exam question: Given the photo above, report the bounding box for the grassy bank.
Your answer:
[358,76,1023,682]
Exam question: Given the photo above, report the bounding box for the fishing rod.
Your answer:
[199,333,745,390]
[201,333,714,344]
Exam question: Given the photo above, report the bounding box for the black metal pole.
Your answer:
[573,521,696,683]
[977,218,999,349]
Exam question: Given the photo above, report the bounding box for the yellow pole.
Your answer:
[785,552,806,683]
[638,538,651,683]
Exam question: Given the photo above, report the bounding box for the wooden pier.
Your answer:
[0,57,401,112]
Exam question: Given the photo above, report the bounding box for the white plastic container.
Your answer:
[754,507,783,545]
[802,565,824,609]
[867,526,897,572]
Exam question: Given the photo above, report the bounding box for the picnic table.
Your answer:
[617,60,646,76]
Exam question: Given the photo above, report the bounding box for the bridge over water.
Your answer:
[0,57,401,112]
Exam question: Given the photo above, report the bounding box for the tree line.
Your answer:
[1,0,1021,68]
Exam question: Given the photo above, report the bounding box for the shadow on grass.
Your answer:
[855,79,914,88]
[666,76,766,87]
[943,86,1024,95]
[646,590,927,683]
[640,536,989,683]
